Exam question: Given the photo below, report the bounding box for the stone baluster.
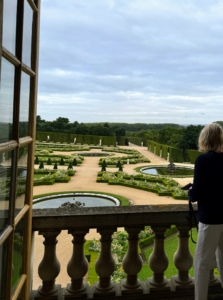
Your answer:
[122,227,143,294]
[64,229,89,298]
[94,228,116,296]
[172,226,193,289]
[36,230,61,298]
[148,226,170,290]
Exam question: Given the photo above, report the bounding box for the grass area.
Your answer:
[33,191,130,206]
[33,174,45,179]
[138,228,219,280]
[139,229,197,279]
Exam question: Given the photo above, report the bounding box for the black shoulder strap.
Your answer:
[189,200,198,244]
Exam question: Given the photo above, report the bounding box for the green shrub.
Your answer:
[39,161,44,169]
[47,157,52,165]
[34,156,39,164]
[72,158,77,166]
[53,162,58,170]
[59,157,65,165]
[67,162,73,170]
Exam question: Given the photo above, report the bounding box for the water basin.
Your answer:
[141,166,194,176]
[33,193,120,208]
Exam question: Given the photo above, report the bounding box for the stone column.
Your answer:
[148,226,170,290]
[64,229,89,298]
[36,230,61,298]
[172,226,193,289]
[94,228,116,296]
[122,227,143,294]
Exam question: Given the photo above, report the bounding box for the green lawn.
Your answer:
[85,229,219,284]
[139,229,219,280]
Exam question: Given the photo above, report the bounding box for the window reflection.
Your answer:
[0,242,8,299]
[0,151,12,233]
[22,1,33,67]
[11,219,24,293]
[0,58,15,143]
[19,72,30,137]
[15,146,28,213]
[2,0,17,55]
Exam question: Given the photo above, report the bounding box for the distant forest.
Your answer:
[36,116,223,150]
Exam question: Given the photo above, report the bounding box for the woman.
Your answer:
[188,123,223,300]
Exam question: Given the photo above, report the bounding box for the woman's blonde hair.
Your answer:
[198,123,223,153]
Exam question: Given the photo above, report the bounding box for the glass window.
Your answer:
[22,1,33,67]
[15,146,28,214]
[0,151,13,233]
[19,73,30,137]
[0,241,8,300]
[2,0,17,55]
[11,219,24,294]
[0,59,15,143]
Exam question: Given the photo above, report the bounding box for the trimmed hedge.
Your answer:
[147,140,201,163]
[36,131,118,146]
[186,149,200,164]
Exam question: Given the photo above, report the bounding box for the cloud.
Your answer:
[37,0,223,125]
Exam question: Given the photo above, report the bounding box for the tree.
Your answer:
[53,162,58,170]
[47,157,52,165]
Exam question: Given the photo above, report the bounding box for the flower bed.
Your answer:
[97,171,188,200]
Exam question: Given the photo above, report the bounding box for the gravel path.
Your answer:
[32,144,194,289]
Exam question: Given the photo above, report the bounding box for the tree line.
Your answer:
[36,116,223,151]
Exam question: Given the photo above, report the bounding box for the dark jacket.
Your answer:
[188,151,223,224]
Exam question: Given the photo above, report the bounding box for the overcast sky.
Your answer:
[37,0,223,125]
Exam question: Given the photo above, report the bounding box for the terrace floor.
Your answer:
[32,144,193,289]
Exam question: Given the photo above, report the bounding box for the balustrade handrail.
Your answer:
[32,204,198,230]
[31,204,223,299]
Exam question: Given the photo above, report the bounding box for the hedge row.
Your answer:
[36,131,119,146]
[128,137,147,147]
[147,140,200,163]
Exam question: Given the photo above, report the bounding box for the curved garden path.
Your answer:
[32,144,193,289]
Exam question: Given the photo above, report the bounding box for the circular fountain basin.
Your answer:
[77,152,111,157]
[141,166,194,176]
[33,192,120,208]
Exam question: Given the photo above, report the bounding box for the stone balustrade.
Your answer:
[30,204,223,299]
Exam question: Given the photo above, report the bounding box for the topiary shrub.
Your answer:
[59,157,65,165]
[39,161,44,169]
[72,158,77,166]
[53,162,58,170]
[67,162,73,170]
[47,157,52,165]
[34,156,39,164]
[101,160,107,171]
[116,160,121,168]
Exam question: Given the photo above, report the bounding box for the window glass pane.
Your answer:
[15,146,28,214]
[0,59,15,143]
[11,219,24,293]
[19,72,30,137]
[0,241,8,300]
[22,1,33,67]
[2,0,17,55]
[0,151,13,233]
